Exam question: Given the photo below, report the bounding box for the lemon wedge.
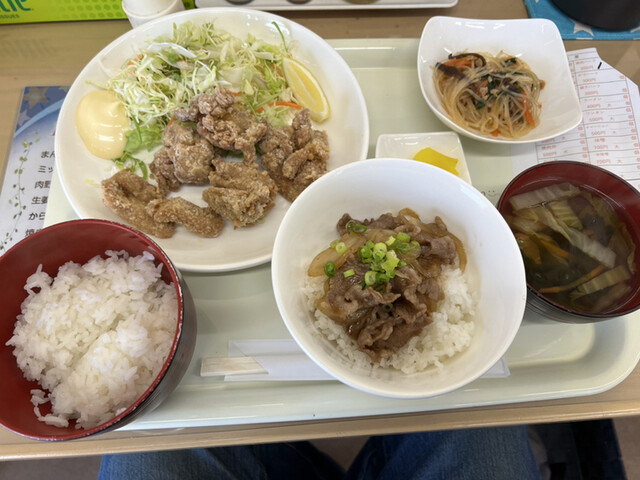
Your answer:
[282,57,331,122]
[412,147,459,176]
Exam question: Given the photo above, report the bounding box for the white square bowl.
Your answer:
[417,17,582,144]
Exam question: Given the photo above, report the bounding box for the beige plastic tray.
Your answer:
[45,39,640,431]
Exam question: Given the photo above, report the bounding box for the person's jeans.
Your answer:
[98,425,541,480]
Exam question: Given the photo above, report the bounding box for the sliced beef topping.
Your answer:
[311,209,466,362]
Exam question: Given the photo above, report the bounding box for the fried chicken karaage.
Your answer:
[102,86,330,239]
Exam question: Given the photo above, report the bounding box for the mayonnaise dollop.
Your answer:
[75,90,129,159]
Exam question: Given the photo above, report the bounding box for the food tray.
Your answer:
[195,0,457,11]
[45,39,640,431]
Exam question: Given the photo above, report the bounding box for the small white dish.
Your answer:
[417,17,582,144]
[375,131,471,184]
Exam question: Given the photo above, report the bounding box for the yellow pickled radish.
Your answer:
[282,57,331,122]
[412,147,459,176]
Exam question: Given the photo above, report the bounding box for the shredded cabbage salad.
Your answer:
[103,20,296,160]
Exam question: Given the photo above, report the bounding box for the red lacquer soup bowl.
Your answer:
[498,161,640,323]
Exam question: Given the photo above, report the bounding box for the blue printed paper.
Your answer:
[0,86,68,254]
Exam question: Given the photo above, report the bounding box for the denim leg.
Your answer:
[98,441,345,480]
[344,426,541,480]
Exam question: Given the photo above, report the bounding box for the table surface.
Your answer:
[1,0,640,460]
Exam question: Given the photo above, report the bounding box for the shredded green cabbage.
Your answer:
[104,20,294,156]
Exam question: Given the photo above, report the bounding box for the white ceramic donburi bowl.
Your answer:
[272,158,527,399]
[417,17,582,144]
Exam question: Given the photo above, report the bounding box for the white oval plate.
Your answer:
[417,17,582,145]
[55,7,369,273]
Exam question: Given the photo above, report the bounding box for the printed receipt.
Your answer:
[512,48,640,189]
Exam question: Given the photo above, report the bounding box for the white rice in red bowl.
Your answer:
[7,251,178,430]
[271,158,526,399]
[0,219,196,441]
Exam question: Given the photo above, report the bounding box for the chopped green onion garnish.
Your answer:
[373,242,387,262]
[324,261,336,277]
[331,230,415,290]
[364,270,377,286]
[381,250,399,276]
[346,219,367,234]
[376,273,390,284]
[395,240,419,253]
[394,242,411,253]
[359,244,372,260]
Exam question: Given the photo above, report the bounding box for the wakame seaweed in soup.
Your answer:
[505,182,637,314]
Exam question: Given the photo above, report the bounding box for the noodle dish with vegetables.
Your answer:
[433,51,544,139]
[417,17,582,145]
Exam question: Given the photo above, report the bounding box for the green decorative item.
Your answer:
[0,0,194,24]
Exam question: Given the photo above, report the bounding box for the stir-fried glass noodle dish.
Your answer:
[504,183,637,315]
[304,208,477,374]
[433,52,544,139]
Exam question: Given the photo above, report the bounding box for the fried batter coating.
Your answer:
[146,197,224,238]
[165,122,219,183]
[150,147,181,193]
[176,86,268,164]
[259,108,329,202]
[102,169,175,238]
[202,161,277,228]
[108,87,331,240]
[150,120,223,196]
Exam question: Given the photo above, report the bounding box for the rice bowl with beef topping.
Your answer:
[304,208,477,374]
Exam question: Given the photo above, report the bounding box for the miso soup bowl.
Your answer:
[497,161,640,323]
